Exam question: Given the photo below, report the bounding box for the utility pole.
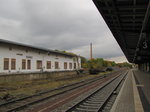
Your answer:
[90,43,93,60]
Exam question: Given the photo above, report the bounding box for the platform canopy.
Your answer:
[93,0,150,64]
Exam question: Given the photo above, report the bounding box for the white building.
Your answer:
[0,39,81,74]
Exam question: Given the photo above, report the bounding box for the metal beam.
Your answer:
[101,5,146,10]
[121,30,140,33]
[107,19,143,22]
[103,0,131,61]
[133,0,150,62]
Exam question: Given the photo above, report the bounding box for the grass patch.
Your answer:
[0,72,110,99]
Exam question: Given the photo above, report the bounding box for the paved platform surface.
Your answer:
[133,70,150,112]
[110,70,135,112]
[111,69,145,112]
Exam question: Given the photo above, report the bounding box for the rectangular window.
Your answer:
[69,63,72,69]
[22,59,26,70]
[47,61,51,69]
[64,62,67,69]
[55,62,59,69]
[37,60,42,69]
[74,63,76,69]
[27,60,31,69]
[11,59,16,70]
[4,58,9,70]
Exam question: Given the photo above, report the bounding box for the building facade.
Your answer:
[0,39,81,74]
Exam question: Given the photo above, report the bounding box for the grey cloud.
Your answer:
[0,0,125,60]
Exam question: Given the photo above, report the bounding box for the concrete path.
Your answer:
[133,70,150,112]
[110,70,144,112]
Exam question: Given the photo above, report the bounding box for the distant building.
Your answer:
[0,39,81,74]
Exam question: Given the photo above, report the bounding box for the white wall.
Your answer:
[0,44,81,74]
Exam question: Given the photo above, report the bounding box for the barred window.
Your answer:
[47,61,51,69]
[11,59,16,70]
[4,58,9,70]
[27,60,31,69]
[55,62,59,69]
[22,59,26,70]
[69,63,72,69]
[64,62,67,69]
[74,63,76,69]
[37,60,42,69]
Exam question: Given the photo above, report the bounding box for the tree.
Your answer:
[96,58,105,68]
[81,57,88,68]
[87,58,104,69]
[117,62,132,68]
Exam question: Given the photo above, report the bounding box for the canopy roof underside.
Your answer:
[93,0,150,63]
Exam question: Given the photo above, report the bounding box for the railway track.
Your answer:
[0,71,123,112]
[65,71,127,112]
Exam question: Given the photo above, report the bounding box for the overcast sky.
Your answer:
[0,0,127,62]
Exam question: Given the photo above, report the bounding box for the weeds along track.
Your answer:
[65,71,127,112]
[0,70,125,112]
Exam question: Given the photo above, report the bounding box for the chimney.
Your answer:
[90,43,93,60]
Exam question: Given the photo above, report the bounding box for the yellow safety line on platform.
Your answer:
[136,85,144,87]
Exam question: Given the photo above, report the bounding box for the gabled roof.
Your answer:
[0,39,77,57]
